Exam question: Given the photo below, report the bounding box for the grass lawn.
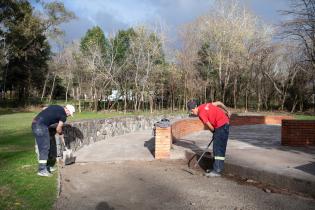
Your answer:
[0,112,56,210]
[294,114,315,120]
[0,109,183,210]
[0,111,132,210]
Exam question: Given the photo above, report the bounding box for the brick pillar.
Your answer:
[155,127,171,159]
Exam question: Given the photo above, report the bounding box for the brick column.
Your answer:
[155,127,171,159]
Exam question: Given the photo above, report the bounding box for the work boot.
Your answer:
[47,158,57,173]
[37,163,52,177]
[47,166,57,173]
[205,170,221,177]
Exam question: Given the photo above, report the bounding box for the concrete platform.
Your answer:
[56,160,315,210]
[74,130,155,163]
[72,124,315,196]
[173,125,315,196]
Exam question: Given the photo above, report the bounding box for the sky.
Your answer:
[48,0,291,46]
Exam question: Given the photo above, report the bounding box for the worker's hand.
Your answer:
[56,127,63,134]
[226,110,232,119]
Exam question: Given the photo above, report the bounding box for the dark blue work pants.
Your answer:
[32,122,50,162]
[212,123,229,173]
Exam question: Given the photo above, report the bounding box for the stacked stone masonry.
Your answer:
[63,115,186,152]
[282,120,315,146]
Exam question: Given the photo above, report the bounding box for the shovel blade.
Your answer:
[62,149,76,165]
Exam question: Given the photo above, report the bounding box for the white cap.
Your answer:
[65,104,75,116]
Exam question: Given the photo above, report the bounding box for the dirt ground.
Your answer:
[54,160,315,210]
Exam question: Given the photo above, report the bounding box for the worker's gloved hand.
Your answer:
[227,111,232,119]
[56,127,63,135]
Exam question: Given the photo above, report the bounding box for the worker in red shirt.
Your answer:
[187,100,231,177]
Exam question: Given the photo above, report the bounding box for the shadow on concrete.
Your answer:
[49,123,84,148]
[174,138,213,171]
[295,162,315,176]
[95,201,115,210]
[229,125,315,156]
[47,124,84,165]
[63,124,84,148]
[144,137,155,158]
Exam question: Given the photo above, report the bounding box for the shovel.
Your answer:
[56,134,76,165]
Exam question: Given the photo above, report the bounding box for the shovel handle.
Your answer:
[194,137,214,167]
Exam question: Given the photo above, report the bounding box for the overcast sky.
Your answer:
[53,0,290,46]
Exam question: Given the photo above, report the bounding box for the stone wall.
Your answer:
[62,115,186,152]
[282,120,315,146]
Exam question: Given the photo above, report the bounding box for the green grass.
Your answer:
[294,115,315,120]
[0,109,185,210]
[0,111,125,210]
[0,112,57,210]
[0,111,128,210]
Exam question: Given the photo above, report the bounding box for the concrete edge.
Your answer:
[224,161,315,197]
[56,160,62,198]
[184,150,315,197]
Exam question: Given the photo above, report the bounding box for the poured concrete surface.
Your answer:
[73,125,315,193]
[173,125,315,181]
[173,125,315,196]
[55,160,315,210]
[74,130,155,162]
[60,123,315,209]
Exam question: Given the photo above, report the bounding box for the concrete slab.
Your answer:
[71,124,315,196]
[172,125,315,196]
[55,161,315,210]
[74,130,155,162]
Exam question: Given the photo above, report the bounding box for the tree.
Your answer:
[112,28,136,112]
[0,0,50,100]
[281,0,315,112]
[80,26,109,57]
[128,26,166,112]
[0,0,74,102]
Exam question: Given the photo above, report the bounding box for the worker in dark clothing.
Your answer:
[32,104,75,177]
[187,100,230,177]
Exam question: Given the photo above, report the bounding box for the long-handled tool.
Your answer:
[194,136,214,167]
[56,134,76,165]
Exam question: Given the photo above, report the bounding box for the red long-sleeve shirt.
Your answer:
[198,103,229,129]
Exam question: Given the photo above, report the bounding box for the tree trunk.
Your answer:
[49,73,57,103]
[124,86,127,114]
[233,78,237,109]
[65,78,70,103]
[149,94,153,113]
[245,89,249,112]
[94,87,98,112]
[204,85,207,103]
[161,84,164,110]
[41,73,49,101]
[290,95,298,113]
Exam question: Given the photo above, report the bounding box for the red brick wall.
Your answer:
[229,115,293,126]
[282,120,315,146]
[171,118,206,142]
[155,127,171,159]
[171,115,293,142]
